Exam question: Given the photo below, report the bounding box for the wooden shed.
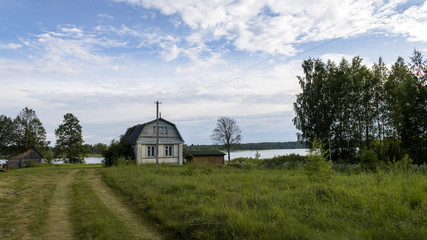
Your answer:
[7,147,44,169]
[189,150,226,165]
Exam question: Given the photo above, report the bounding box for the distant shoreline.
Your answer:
[185,141,306,151]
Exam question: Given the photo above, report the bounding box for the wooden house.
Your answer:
[189,150,225,165]
[7,147,44,168]
[125,118,185,165]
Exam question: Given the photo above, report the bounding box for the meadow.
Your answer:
[0,161,425,239]
[101,163,427,240]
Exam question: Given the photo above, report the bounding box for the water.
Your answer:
[54,157,104,164]
[227,149,307,160]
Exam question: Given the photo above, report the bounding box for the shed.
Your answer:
[7,147,44,168]
[189,150,225,165]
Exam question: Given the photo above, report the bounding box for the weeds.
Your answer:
[101,165,426,239]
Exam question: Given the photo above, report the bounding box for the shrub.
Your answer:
[303,137,334,182]
[360,148,380,171]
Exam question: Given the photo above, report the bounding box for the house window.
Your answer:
[165,145,173,157]
[147,145,156,157]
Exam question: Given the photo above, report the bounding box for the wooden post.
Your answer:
[155,101,161,169]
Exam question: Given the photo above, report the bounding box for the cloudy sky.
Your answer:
[1,0,426,145]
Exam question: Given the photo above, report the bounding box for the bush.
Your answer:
[360,148,381,171]
[261,154,305,169]
[303,137,334,182]
[102,135,135,167]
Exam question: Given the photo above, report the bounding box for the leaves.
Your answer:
[54,113,86,163]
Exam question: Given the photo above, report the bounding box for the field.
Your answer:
[0,165,170,240]
[0,163,426,239]
[101,164,427,240]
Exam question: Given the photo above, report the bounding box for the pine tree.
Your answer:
[54,113,86,163]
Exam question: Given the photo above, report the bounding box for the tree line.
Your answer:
[0,107,85,163]
[186,141,305,151]
[293,49,426,164]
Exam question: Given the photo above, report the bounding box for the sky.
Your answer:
[0,0,426,146]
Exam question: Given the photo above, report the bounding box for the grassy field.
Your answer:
[101,164,427,240]
[1,163,425,239]
[0,164,170,240]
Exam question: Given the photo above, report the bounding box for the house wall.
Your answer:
[137,143,183,165]
[7,149,43,169]
[134,119,184,165]
[193,155,224,165]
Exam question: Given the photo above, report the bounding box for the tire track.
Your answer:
[44,169,77,240]
[86,170,165,240]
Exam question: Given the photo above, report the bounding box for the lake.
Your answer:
[227,149,307,160]
[4,149,308,165]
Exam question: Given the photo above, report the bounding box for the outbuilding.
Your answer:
[7,147,44,168]
[189,150,225,165]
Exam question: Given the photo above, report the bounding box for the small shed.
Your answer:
[7,147,44,169]
[189,150,226,165]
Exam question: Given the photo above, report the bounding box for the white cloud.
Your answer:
[114,0,427,57]
[0,42,22,49]
[98,14,114,20]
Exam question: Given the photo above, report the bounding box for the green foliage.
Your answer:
[54,113,86,164]
[228,154,306,170]
[294,50,427,164]
[102,135,134,167]
[183,148,194,163]
[360,148,380,171]
[304,137,334,182]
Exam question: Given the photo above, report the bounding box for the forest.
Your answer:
[293,49,427,164]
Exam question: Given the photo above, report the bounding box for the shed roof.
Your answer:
[8,147,44,160]
[189,150,226,156]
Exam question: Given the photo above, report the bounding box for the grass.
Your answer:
[101,164,427,240]
[0,167,58,239]
[69,169,136,239]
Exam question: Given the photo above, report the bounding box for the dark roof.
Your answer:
[124,118,184,144]
[189,150,226,156]
[8,147,44,160]
[124,124,146,144]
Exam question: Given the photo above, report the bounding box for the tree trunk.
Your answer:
[227,145,231,162]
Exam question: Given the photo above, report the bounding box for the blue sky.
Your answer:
[1,0,426,145]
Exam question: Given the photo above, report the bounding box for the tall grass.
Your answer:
[101,164,426,239]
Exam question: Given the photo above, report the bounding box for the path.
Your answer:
[86,169,165,240]
[44,169,77,240]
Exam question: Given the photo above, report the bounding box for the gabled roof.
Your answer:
[124,118,184,144]
[189,150,226,156]
[8,147,44,160]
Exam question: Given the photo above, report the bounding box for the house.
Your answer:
[125,118,185,165]
[189,150,226,165]
[7,147,44,168]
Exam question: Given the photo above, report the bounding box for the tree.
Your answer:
[14,107,49,154]
[0,114,15,155]
[210,116,242,162]
[54,113,86,163]
[102,135,134,167]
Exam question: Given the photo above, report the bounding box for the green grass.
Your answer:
[0,167,58,239]
[69,169,136,240]
[86,153,103,157]
[101,164,427,240]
